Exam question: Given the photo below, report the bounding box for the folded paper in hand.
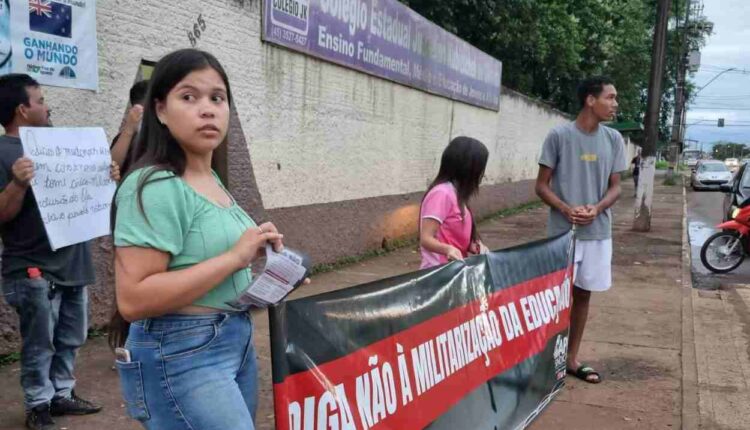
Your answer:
[227,244,311,309]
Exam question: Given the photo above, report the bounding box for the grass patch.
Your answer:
[310,236,418,275]
[663,175,677,186]
[0,352,20,367]
[655,160,669,169]
[310,200,544,275]
[481,200,544,222]
[88,327,108,339]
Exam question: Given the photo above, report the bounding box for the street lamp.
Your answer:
[694,67,737,96]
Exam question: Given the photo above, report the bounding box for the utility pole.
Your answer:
[668,0,691,178]
[634,0,672,232]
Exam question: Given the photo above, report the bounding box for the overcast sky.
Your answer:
[684,0,750,151]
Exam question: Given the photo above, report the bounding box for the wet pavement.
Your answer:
[686,187,750,289]
[3,179,742,429]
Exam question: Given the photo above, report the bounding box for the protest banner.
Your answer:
[20,127,115,251]
[270,232,574,430]
[8,0,98,90]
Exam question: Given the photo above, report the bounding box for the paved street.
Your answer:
[686,186,750,289]
[684,178,750,429]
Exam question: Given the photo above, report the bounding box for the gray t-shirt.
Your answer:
[538,122,628,240]
[0,135,94,285]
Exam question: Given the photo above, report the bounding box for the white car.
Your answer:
[691,160,733,191]
[725,158,740,172]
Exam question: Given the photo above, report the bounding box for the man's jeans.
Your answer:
[1,277,88,410]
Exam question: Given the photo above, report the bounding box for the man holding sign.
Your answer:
[0,74,108,430]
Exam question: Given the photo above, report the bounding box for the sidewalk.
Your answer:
[0,179,739,429]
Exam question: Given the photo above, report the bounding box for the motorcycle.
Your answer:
[701,196,750,274]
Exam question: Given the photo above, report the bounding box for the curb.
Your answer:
[681,178,700,429]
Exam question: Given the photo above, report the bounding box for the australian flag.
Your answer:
[29,0,72,39]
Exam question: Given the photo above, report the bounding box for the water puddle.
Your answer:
[689,220,716,248]
[689,221,716,276]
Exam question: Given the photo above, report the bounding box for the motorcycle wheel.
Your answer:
[700,231,745,274]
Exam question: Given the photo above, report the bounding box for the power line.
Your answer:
[691,101,750,106]
[688,124,750,127]
[691,106,750,110]
[695,95,750,99]
[701,64,748,69]
[697,66,750,75]
[688,119,750,123]
[689,105,750,110]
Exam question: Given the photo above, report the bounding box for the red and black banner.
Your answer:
[270,232,574,430]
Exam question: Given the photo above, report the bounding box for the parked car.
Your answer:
[725,158,740,172]
[691,160,733,191]
[683,150,701,170]
[723,162,750,221]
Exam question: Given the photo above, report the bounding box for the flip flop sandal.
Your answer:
[566,364,602,384]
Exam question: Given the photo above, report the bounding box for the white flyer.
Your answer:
[228,244,310,309]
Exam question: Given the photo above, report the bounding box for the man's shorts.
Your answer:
[573,238,612,292]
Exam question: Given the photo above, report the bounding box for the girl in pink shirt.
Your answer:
[420,137,489,269]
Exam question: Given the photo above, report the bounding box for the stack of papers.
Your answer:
[227,244,311,309]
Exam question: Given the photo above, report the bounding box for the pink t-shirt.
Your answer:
[419,182,473,269]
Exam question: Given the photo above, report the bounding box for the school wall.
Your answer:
[0,0,570,353]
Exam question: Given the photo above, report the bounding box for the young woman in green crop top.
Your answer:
[110,49,282,429]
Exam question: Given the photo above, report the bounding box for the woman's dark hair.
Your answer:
[423,136,489,244]
[128,49,232,181]
[108,49,233,350]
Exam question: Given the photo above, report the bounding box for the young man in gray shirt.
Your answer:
[536,76,627,383]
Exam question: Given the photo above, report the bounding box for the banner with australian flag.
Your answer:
[6,0,97,90]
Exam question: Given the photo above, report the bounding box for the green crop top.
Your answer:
[114,167,256,311]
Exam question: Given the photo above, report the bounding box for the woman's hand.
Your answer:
[257,222,284,252]
[469,240,490,255]
[445,245,464,262]
[229,223,283,269]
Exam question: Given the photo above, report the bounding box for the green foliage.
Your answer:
[88,327,108,338]
[712,142,749,161]
[655,160,669,169]
[401,0,708,141]
[0,352,20,367]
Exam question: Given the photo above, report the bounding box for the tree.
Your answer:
[712,142,749,160]
[401,0,708,138]
[634,0,671,232]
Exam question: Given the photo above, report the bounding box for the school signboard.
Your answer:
[262,0,502,110]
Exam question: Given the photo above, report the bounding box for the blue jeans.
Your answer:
[1,277,88,410]
[117,312,258,430]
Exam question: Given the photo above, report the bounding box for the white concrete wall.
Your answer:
[41,0,569,210]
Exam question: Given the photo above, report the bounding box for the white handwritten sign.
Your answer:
[20,127,115,251]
